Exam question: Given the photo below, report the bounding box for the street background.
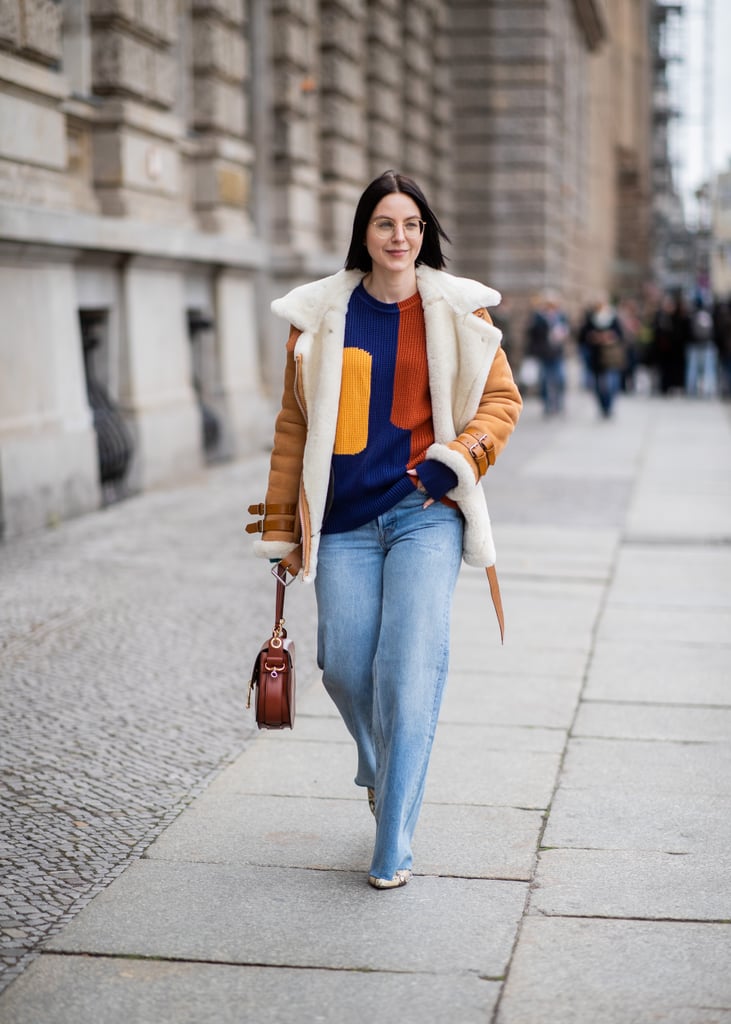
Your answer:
[1,380,730,1023]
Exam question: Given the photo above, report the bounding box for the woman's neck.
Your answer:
[362,268,418,304]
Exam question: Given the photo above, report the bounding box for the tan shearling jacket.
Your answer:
[249,266,522,586]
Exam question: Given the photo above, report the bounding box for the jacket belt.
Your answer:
[455,432,495,477]
[486,565,505,644]
[247,503,296,516]
[246,502,297,535]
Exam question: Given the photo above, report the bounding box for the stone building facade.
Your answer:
[0,0,652,539]
[451,0,652,311]
[712,167,731,299]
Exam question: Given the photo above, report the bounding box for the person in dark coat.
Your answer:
[653,293,690,395]
[578,298,625,417]
[713,296,731,398]
[525,291,570,415]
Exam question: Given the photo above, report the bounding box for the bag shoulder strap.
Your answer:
[273,563,287,635]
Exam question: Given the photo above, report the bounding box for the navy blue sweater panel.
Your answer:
[322,285,416,534]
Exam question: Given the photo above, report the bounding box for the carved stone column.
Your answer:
[401,0,434,186]
[270,0,322,251]
[0,3,102,536]
[88,0,188,221]
[430,0,454,227]
[0,0,73,211]
[189,0,253,234]
[318,0,367,248]
[118,257,203,491]
[365,0,404,179]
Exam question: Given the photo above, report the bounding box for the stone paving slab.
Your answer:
[442,671,582,730]
[144,794,372,871]
[215,736,362,800]
[558,738,731,796]
[530,847,731,920]
[207,728,562,810]
[411,803,541,879]
[515,412,646,481]
[486,525,617,581]
[542,787,731,854]
[436,719,568,754]
[0,954,500,1024]
[453,576,604,652]
[624,402,731,541]
[585,641,731,705]
[296,678,571,749]
[607,547,731,608]
[274,710,351,742]
[434,719,567,752]
[425,739,560,809]
[628,493,731,541]
[44,861,527,977]
[496,917,731,1024]
[432,641,588,679]
[573,701,731,742]
[144,793,543,881]
[598,605,731,646]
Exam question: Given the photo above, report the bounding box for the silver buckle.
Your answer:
[271,563,296,586]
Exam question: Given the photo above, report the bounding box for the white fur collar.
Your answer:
[416,266,501,315]
[271,266,501,330]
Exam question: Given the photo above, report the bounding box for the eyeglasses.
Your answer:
[369,217,426,238]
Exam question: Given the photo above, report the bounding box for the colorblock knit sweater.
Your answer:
[322,282,458,534]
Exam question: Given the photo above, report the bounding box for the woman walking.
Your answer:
[249,171,522,889]
[579,297,626,417]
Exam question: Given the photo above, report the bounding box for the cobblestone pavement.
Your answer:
[0,454,318,991]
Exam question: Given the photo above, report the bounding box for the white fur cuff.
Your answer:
[253,538,299,560]
[425,442,479,501]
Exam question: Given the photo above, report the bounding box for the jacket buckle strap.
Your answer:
[262,516,295,533]
[246,501,297,536]
[247,502,297,516]
[455,432,496,477]
[468,433,495,468]
[246,515,296,535]
[466,438,487,475]
[457,434,487,476]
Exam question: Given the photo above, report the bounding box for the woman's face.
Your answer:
[365,192,424,276]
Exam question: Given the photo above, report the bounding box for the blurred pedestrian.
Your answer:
[525,290,570,415]
[686,298,717,397]
[617,297,642,392]
[249,170,522,890]
[653,293,689,395]
[714,296,731,398]
[579,297,625,418]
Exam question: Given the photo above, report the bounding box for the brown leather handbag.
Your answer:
[247,564,295,729]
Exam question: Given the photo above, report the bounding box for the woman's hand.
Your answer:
[407,468,435,508]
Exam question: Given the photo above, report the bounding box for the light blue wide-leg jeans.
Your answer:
[314,489,464,881]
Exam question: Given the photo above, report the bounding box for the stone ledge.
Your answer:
[0,201,267,268]
[0,50,69,99]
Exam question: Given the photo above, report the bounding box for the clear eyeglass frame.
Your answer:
[369,217,426,238]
